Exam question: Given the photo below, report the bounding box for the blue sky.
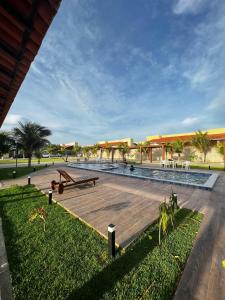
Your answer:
[3,0,225,144]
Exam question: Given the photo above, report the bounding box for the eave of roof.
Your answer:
[149,133,225,143]
[0,0,62,126]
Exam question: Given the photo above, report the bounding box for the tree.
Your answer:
[164,142,172,159]
[171,139,183,161]
[47,144,61,155]
[34,150,42,164]
[13,121,51,167]
[136,142,145,163]
[72,144,82,157]
[118,142,130,161]
[0,131,12,157]
[136,142,143,153]
[104,142,112,159]
[82,146,91,159]
[91,144,100,157]
[192,130,211,163]
[217,142,224,156]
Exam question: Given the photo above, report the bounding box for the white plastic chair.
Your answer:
[160,160,168,168]
[183,161,190,170]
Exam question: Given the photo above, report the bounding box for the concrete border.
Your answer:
[0,219,14,300]
[68,163,218,190]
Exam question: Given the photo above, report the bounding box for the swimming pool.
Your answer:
[68,163,218,189]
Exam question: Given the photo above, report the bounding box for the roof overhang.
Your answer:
[150,133,225,143]
[0,0,62,127]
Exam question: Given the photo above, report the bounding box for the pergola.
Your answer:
[0,0,62,126]
[99,135,225,169]
[149,133,225,168]
[98,142,166,164]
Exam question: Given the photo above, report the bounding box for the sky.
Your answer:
[2,0,225,144]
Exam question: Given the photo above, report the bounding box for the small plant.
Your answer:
[158,200,170,245]
[169,191,179,211]
[158,192,179,245]
[29,207,48,231]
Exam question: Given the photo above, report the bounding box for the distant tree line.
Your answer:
[0,121,224,166]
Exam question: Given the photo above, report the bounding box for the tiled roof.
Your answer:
[149,133,225,143]
[0,0,61,126]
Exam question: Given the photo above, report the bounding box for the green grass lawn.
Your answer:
[0,185,203,300]
[176,163,224,171]
[189,164,224,171]
[0,166,46,180]
[0,157,65,164]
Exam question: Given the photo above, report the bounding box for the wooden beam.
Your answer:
[111,148,114,163]
[162,144,165,160]
[149,147,152,163]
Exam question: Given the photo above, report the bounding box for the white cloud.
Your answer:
[207,89,225,111]
[2,1,225,144]
[4,114,22,125]
[173,0,207,15]
[183,64,213,88]
[30,62,43,76]
[182,117,199,126]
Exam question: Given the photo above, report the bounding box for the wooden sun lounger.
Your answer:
[51,169,99,194]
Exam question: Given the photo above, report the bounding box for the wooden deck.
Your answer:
[1,165,211,247]
[1,164,225,299]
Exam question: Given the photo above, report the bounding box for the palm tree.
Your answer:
[13,121,51,167]
[0,131,12,157]
[192,130,211,163]
[164,142,172,159]
[91,144,100,157]
[171,139,183,161]
[217,142,224,156]
[118,142,130,161]
[72,144,82,157]
[47,144,61,156]
[104,142,112,159]
[82,146,91,159]
[136,142,145,163]
[34,150,42,164]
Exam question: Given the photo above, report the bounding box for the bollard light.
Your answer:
[33,167,36,172]
[108,224,116,258]
[173,193,178,209]
[12,170,16,178]
[28,176,31,185]
[48,189,52,205]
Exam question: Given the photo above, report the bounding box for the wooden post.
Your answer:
[140,146,142,164]
[170,147,173,159]
[111,148,114,163]
[162,144,165,160]
[149,147,153,162]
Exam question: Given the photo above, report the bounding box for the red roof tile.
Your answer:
[0,0,62,126]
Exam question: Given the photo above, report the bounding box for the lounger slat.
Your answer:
[53,169,99,194]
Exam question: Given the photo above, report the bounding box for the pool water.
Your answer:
[68,163,218,189]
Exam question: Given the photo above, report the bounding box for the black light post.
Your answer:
[48,190,52,205]
[28,176,31,185]
[15,141,18,169]
[108,224,116,258]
